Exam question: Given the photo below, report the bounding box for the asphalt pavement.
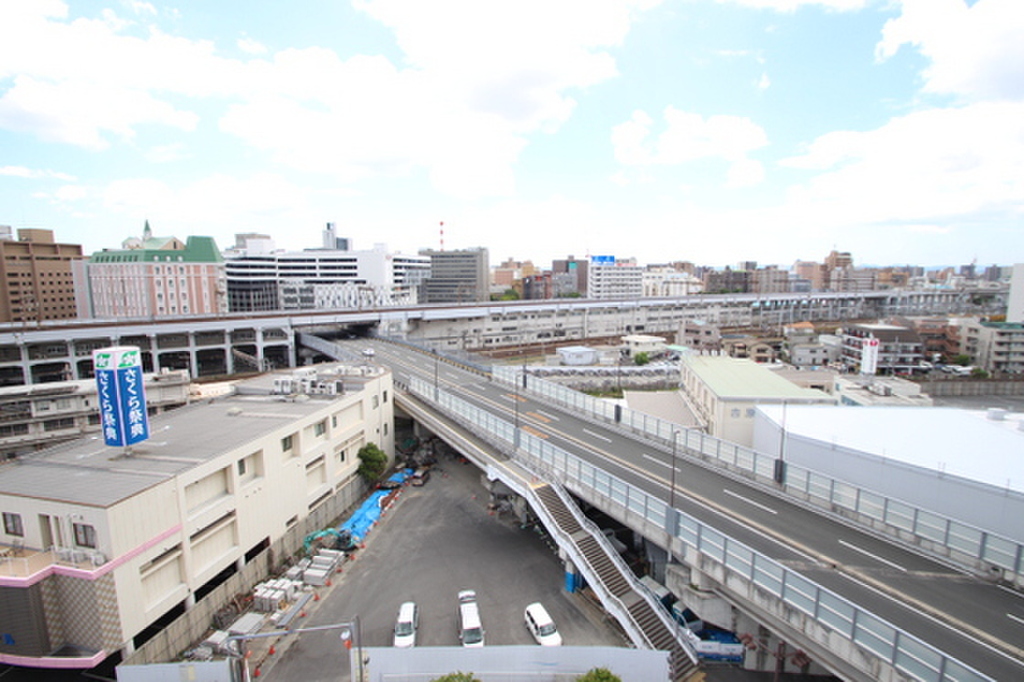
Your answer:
[261,451,626,681]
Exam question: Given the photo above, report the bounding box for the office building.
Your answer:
[587,256,642,300]
[418,248,489,303]
[225,235,430,312]
[0,364,393,669]
[0,228,83,324]
[79,223,226,319]
[551,256,589,297]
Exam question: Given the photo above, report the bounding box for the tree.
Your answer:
[430,674,481,682]
[970,367,990,379]
[633,351,650,366]
[951,354,972,366]
[576,668,622,682]
[357,442,388,481]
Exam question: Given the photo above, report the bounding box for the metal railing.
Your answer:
[492,366,1024,581]
[408,373,991,682]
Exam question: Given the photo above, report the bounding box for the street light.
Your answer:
[669,429,680,513]
[339,615,365,682]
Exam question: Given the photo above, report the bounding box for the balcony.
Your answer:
[0,542,106,579]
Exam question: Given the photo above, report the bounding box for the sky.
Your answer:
[1,0,1022,270]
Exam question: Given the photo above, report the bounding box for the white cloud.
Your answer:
[757,72,771,90]
[876,0,1024,102]
[237,36,267,55]
[0,76,198,148]
[0,165,75,181]
[779,101,1024,226]
[612,106,768,185]
[719,0,869,10]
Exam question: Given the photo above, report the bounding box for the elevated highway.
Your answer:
[316,336,1024,682]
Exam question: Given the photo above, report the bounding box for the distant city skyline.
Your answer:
[2,1,1022,268]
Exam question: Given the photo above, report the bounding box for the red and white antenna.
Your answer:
[439,221,445,252]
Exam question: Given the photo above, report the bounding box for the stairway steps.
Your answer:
[530,482,698,681]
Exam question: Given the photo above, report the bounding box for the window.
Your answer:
[237,459,247,476]
[74,522,97,548]
[382,390,388,403]
[314,420,326,437]
[281,434,294,453]
[3,512,23,537]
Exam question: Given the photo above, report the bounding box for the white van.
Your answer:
[457,590,484,647]
[393,601,418,648]
[524,602,562,646]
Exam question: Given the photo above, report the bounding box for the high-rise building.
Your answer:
[0,227,83,324]
[79,223,226,319]
[418,247,490,303]
[586,256,643,300]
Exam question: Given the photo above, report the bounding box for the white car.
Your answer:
[393,601,418,648]
[524,602,562,646]
[458,590,485,647]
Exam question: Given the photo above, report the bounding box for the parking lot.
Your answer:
[262,455,625,681]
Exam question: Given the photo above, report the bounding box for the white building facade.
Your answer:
[587,257,643,300]
[225,235,430,312]
[0,365,393,669]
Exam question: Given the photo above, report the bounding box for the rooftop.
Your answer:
[682,355,833,402]
[0,365,383,508]
[758,405,1024,495]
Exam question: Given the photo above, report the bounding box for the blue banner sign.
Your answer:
[93,347,150,447]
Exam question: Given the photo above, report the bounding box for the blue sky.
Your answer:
[1,0,1022,269]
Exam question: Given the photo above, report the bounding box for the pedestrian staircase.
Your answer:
[531,483,699,681]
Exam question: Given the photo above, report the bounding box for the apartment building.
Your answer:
[840,323,924,375]
[961,320,1024,374]
[0,365,393,669]
[79,224,226,319]
[0,228,83,324]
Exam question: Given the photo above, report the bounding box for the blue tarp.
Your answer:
[337,470,411,542]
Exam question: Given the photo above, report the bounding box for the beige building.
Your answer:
[0,227,83,324]
[0,364,393,669]
[679,355,835,446]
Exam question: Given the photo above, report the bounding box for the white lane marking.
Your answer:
[723,489,778,515]
[837,570,1024,669]
[837,539,907,572]
[642,453,671,469]
[999,585,1024,599]
[1008,613,1024,626]
[535,410,560,421]
[582,429,612,443]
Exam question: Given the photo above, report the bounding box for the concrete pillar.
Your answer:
[150,335,162,373]
[121,637,136,658]
[185,592,196,610]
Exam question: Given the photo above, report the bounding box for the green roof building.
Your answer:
[82,223,227,319]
